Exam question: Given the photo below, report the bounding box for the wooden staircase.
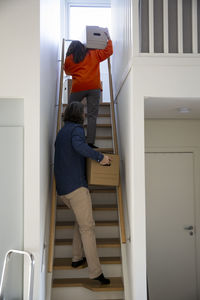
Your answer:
[51,102,124,300]
[47,39,126,300]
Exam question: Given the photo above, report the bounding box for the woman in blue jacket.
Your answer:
[54,102,111,284]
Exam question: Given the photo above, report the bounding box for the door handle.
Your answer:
[184,225,193,230]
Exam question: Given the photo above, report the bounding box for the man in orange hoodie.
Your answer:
[64,29,113,148]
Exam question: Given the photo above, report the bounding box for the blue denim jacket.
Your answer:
[54,122,104,195]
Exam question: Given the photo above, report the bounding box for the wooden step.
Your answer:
[63,102,110,108]
[84,124,111,128]
[55,238,120,247]
[95,148,113,153]
[52,277,123,291]
[89,188,116,193]
[86,113,111,118]
[54,256,121,270]
[57,204,117,211]
[56,221,118,229]
[96,136,112,140]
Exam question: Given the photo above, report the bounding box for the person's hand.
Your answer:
[104,28,111,40]
[100,154,112,166]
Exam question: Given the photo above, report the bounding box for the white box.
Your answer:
[86,26,107,49]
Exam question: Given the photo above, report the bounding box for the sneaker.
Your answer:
[71,257,86,268]
[93,273,110,284]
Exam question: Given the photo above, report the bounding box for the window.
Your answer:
[65,3,111,102]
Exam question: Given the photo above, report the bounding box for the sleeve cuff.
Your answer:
[97,152,104,162]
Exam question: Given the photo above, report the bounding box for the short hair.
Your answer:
[63,102,84,124]
[66,41,88,63]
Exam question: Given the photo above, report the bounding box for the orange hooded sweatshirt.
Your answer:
[64,40,113,93]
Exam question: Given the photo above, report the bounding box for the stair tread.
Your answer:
[95,148,113,153]
[56,220,118,228]
[57,204,117,211]
[89,187,116,193]
[86,113,111,117]
[95,136,112,139]
[84,124,111,128]
[54,256,121,269]
[52,277,123,291]
[63,102,110,107]
[55,238,120,247]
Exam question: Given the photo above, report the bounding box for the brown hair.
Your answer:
[63,102,84,124]
[66,41,88,63]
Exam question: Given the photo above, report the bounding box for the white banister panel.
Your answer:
[192,0,198,53]
[177,0,183,53]
[163,0,169,53]
[149,0,154,53]
[139,0,200,55]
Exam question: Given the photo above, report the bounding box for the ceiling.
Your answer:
[144,97,200,119]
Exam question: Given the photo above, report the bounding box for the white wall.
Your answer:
[115,66,147,300]
[111,1,146,299]
[0,1,60,299]
[111,0,133,97]
[40,0,60,299]
[0,1,40,298]
[111,2,200,300]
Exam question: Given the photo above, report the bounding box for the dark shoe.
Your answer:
[93,273,110,284]
[88,143,99,149]
[71,257,86,268]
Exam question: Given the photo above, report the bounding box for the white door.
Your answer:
[0,127,23,299]
[145,152,197,300]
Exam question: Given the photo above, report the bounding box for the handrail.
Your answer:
[107,57,126,243]
[48,38,65,273]
[0,249,35,300]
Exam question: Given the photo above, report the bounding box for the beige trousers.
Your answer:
[59,187,102,279]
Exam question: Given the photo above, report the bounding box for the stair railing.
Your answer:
[48,38,65,273]
[107,57,126,243]
[0,249,35,300]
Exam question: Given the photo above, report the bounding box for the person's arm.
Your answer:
[71,126,111,164]
[95,29,113,62]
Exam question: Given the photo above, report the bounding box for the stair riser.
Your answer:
[55,227,120,239]
[53,264,122,279]
[90,193,117,205]
[84,106,110,115]
[85,127,112,137]
[57,193,117,206]
[54,246,121,258]
[94,139,113,148]
[85,117,111,125]
[56,210,118,222]
[51,287,123,300]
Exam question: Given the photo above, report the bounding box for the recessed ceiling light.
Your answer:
[177,107,191,114]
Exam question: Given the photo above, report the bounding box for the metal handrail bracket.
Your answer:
[0,249,35,300]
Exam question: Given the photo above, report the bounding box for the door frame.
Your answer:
[145,146,200,299]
